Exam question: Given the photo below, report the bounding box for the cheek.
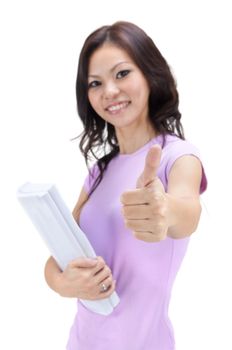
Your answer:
[88,92,98,110]
[88,92,106,118]
[126,78,149,102]
[136,85,150,105]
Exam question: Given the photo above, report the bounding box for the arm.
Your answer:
[44,256,63,293]
[44,186,115,299]
[166,155,203,239]
[120,146,205,242]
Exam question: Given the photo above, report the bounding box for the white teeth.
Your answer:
[107,102,129,112]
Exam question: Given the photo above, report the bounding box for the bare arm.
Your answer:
[167,155,203,239]
[44,186,116,299]
[44,256,63,294]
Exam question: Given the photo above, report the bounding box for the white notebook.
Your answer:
[17,182,120,315]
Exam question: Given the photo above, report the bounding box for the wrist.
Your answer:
[53,271,66,296]
[44,257,64,295]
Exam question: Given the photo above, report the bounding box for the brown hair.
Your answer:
[75,21,184,201]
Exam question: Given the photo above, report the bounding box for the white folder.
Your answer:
[17,182,120,315]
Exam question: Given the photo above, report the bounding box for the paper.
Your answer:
[17,182,120,315]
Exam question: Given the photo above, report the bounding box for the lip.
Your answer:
[105,101,131,110]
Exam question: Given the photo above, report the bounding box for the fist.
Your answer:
[120,145,169,242]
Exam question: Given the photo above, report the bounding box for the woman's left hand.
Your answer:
[120,145,170,242]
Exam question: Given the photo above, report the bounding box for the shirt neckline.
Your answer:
[117,134,164,159]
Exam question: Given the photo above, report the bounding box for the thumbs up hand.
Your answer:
[120,145,169,242]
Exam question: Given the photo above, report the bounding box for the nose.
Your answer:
[103,81,120,100]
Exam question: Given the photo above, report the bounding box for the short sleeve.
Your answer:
[83,162,100,194]
[164,140,207,194]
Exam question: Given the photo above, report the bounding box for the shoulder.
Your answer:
[163,134,200,153]
[162,134,202,168]
[160,134,207,194]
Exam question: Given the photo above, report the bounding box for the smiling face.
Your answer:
[87,44,151,130]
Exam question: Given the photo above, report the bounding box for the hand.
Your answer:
[120,145,169,242]
[57,256,116,300]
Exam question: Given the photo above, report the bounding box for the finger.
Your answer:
[125,218,159,232]
[133,231,165,243]
[122,203,154,219]
[120,187,151,205]
[97,280,116,300]
[94,267,112,286]
[91,258,109,276]
[93,263,111,279]
[140,145,162,188]
[69,257,98,268]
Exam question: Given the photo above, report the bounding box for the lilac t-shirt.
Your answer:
[66,134,207,350]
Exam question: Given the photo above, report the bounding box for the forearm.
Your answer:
[44,256,63,294]
[166,194,202,239]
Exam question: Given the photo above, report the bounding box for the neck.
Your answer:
[116,125,157,155]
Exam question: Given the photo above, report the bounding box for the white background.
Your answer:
[0,0,231,349]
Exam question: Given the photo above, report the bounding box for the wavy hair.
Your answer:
[75,21,184,202]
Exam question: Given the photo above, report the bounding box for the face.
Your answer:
[87,44,150,130]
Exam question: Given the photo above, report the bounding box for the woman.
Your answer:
[45,21,207,349]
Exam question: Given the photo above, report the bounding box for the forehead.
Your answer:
[88,44,134,75]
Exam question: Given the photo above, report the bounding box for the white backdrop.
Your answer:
[1,0,231,349]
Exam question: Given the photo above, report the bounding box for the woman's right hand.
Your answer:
[55,256,116,300]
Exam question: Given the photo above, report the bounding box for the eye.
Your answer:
[116,70,130,79]
[88,80,101,89]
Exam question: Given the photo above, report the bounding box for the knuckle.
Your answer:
[157,205,166,217]
[97,259,105,270]
[99,261,105,270]
[150,202,158,215]
[146,186,155,198]
[83,271,92,283]
[153,192,163,201]
[151,202,166,217]
[105,266,111,275]
[107,274,113,282]
[155,222,164,233]
[97,256,105,264]
[160,206,167,217]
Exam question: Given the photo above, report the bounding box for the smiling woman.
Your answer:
[76,21,185,196]
[43,21,207,350]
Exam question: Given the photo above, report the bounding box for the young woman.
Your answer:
[44,21,207,349]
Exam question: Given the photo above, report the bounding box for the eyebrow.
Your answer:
[88,61,131,78]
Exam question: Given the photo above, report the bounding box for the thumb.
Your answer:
[137,144,162,188]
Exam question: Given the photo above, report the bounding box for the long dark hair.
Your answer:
[75,21,184,201]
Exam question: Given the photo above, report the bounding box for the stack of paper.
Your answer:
[17,182,120,315]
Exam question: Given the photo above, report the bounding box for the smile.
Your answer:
[106,101,130,113]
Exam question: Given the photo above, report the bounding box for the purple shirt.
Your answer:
[66,134,207,350]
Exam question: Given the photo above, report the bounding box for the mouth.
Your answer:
[105,101,131,113]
